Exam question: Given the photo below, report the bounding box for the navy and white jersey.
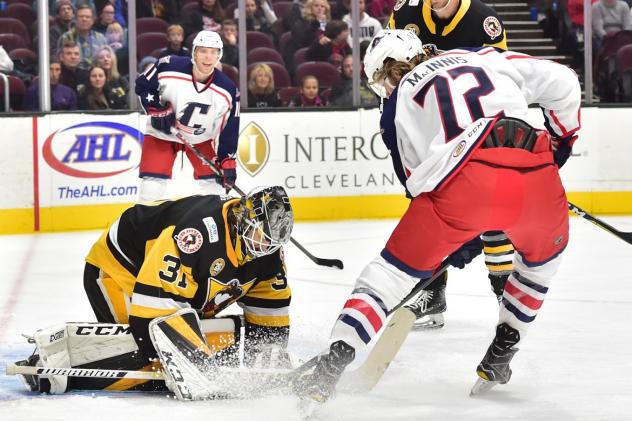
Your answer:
[135,55,240,160]
[380,48,581,197]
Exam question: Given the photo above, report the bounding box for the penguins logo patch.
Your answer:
[175,228,203,254]
[483,16,502,40]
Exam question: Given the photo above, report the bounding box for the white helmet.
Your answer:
[192,30,224,61]
[363,29,424,98]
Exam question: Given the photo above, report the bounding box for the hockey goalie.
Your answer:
[10,186,295,400]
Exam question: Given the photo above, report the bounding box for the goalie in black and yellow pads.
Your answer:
[15,186,294,396]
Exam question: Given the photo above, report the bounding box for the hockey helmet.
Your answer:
[192,30,224,61]
[238,186,293,258]
[363,29,424,98]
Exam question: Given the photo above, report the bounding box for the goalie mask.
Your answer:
[363,29,424,98]
[237,186,293,258]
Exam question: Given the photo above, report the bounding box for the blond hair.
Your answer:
[166,24,184,36]
[248,63,275,95]
[96,45,120,81]
[106,22,123,37]
[303,0,331,21]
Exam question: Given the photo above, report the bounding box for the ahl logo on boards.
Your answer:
[237,122,269,177]
[42,121,143,178]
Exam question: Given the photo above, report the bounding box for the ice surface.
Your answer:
[1,217,631,420]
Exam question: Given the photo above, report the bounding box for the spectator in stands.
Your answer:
[183,0,226,35]
[242,0,277,36]
[137,0,179,23]
[366,0,394,19]
[138,56,158,73]
[331,0,350,20]
[94,3,116,34]
[307,20,351,62]
[159,24,191,58]
[58,40,89,91]
[51,1,76,57]
[247,63,281,107]
[289,75,325,106]
[58,4,109,70]
[220,19,240,68]
[285,0,331,70]
[592,0,632,51]
[110,0,128,27]
[342,0,382,47]
[106,22,126,51]
[95,45,128,101]
[77,64,127,110]
[283,0,306,31]
[23,60,77,111]
[329,54,377,107]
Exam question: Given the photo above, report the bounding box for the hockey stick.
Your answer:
[5,363,291,381]
[174,132,344,269]
[337,260,451,393]
[568,201,632,245]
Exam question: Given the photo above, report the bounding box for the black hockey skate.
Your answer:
[470,323,520,396]
[407,287,446,329]
[293,340,355,404]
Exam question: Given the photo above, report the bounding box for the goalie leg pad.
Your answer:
[149,308,222,400]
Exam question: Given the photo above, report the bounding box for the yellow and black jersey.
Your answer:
[387,0,507,51]
[85,195,290,357]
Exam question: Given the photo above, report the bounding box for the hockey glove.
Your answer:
[148,102,175,135]
[216,157,237,189]
[447,237,484,269]
[553,133,577,169]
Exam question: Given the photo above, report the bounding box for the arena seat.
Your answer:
[277,86,299,106]
[137,32,169,59]
[220,63,239,85]
[0,75,26,111]
[294,61,341,89]
[0,33,27,53]
[247,47,284,65]
[5,3,35,27]
[246,31,274,50]
[136,17,169,35]
[0,18,30,45]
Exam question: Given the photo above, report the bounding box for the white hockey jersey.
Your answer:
[135,55,240,160]
[343,13,383,47]
[380,47,581,197]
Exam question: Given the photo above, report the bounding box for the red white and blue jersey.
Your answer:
[135,55,240,161]
[381,48,581,197]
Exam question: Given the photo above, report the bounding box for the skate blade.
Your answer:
[470,377,501,396]
[412,314,445,330]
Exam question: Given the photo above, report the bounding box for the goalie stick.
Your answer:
[5,364,292,382]
[568,201,632,245]
[174,131,344,270]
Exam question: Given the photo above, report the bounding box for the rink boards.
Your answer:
[1,107,631,233]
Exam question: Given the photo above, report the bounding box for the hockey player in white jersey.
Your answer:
[135,30,240,201]
[294,29,581,403]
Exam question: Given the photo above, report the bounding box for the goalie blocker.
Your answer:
[14,312,243,394]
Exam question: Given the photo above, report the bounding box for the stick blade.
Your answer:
[316,258,344,270]
[338,307,416,393]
